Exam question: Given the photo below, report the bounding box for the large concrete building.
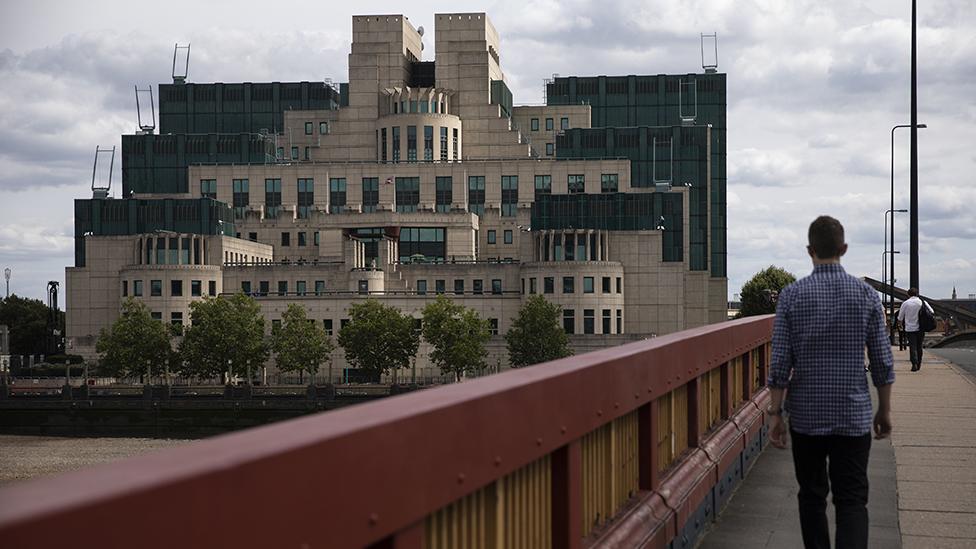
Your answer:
[66,12,728,381]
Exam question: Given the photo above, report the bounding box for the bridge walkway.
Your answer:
[700,347,976,549]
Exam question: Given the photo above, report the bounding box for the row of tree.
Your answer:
[96,294,573,384]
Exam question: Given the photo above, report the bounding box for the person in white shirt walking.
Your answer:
[897,288,934,371]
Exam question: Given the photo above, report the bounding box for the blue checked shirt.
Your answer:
[768,263,894,436]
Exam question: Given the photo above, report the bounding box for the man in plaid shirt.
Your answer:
[767,216,894,549]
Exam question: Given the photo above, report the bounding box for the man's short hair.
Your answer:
[808,216,845,258]
[908,287,918,297]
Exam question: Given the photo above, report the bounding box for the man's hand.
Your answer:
[769,415,788,449]
[873,410,892,440]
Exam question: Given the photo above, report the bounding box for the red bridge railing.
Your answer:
[0,316,774,549]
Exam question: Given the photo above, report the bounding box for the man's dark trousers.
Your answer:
[906,331,924,369]
[791,430,872,549]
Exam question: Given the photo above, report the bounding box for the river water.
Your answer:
[0,435,190,487]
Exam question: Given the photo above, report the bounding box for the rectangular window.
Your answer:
[563,309,575,334]
[122,280,128,297]
[320,121,328,135]
[329,178,347,213]
[440,127,449,161]
[265,178,282,218]
[468,176,485,216]
[171,280,183,297]
[304,148,309,162]
[277,146,284,160]
[534,175,551,199]
[272,319,281,330]
[601,173,618,193]
[563,276,575,294]
[504,230,513,244]
[501,175,518,217]
[381,128,388,162]
[146,238,153,264]
[602,277,611,293]
[242,281,252,294]
[200,179,217,199]
[491,279,502,295]
[489,318,499,336]
[291,146,299,160]
[259,281,269,296]
[530,118,539,131]
[314,231,320,246]
[323,319,333,335]
[423,125,433,161]
[296,281,307,296]
[453,128,459,160]
[435,280,445,294]
[487,230,496,244]
[568,174,585,194]
[171,312,183,327]
[151,312,162,321]
[305,122,313,135]
[583,309,595,334]
[473,280,484,295]
[544,277,554,294]
[398,227,446,262]
[149,279,162,296]
[298,231,307,247]
[583,277,594,293]
[616,277,622,293]
[602,309,612,334]
[395,177,420,212]
[616,309,622,333]
[407,125,417,162]
[232,179,251,219]
[560,117,569,130]
[392,126,400,162]
[315,280,325,296]
[417,279,427,295]
[454,279,465,295]
[546,143,554,156]
[529,278,537,294]
[545,118,554,131]
[358,280,369,294]
[361,177,379,212]
[191,280,202,297]
[435,176,452,213]
[298,178,314,218]
[278,281,288,296]
[168,237,178,265]
[564,234,575,261]
[133,280,143,297]
[248,232,257,242]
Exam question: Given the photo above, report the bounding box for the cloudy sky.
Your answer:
[0,0,973,307]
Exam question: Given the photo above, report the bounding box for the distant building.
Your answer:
[66,13,729,380]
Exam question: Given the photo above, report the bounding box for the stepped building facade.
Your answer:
[66,13,728,381]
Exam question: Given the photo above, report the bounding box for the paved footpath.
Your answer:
[699,347,976,548]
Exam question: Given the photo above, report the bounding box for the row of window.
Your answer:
[528,117,570,132]
[218,173,620,219]
[303,121,329,135]
[523,276,622,295]
[123,279,217,298]
[140,236,202,265]
[381,126,458,163]
[415,279,506,295]
[563,308,623,335]
[486,230,515,245]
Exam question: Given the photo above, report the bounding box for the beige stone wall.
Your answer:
[511,105,591,157]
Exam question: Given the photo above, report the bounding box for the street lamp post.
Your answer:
[890,123,925,343]
[884,209,908,342]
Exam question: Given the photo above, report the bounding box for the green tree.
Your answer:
[505,295,573,367]
[0,294,62,355]
[180,293,269,383]
[738,265,797,317]
[271,303,335,384]
[421,296,491,382]
[95,298,172,380]
[338,299,419,380]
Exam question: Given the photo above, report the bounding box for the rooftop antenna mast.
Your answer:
[701,33,718,73]
[134,85,156,134]
[172,43,190,84]
[91,146,115,199]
